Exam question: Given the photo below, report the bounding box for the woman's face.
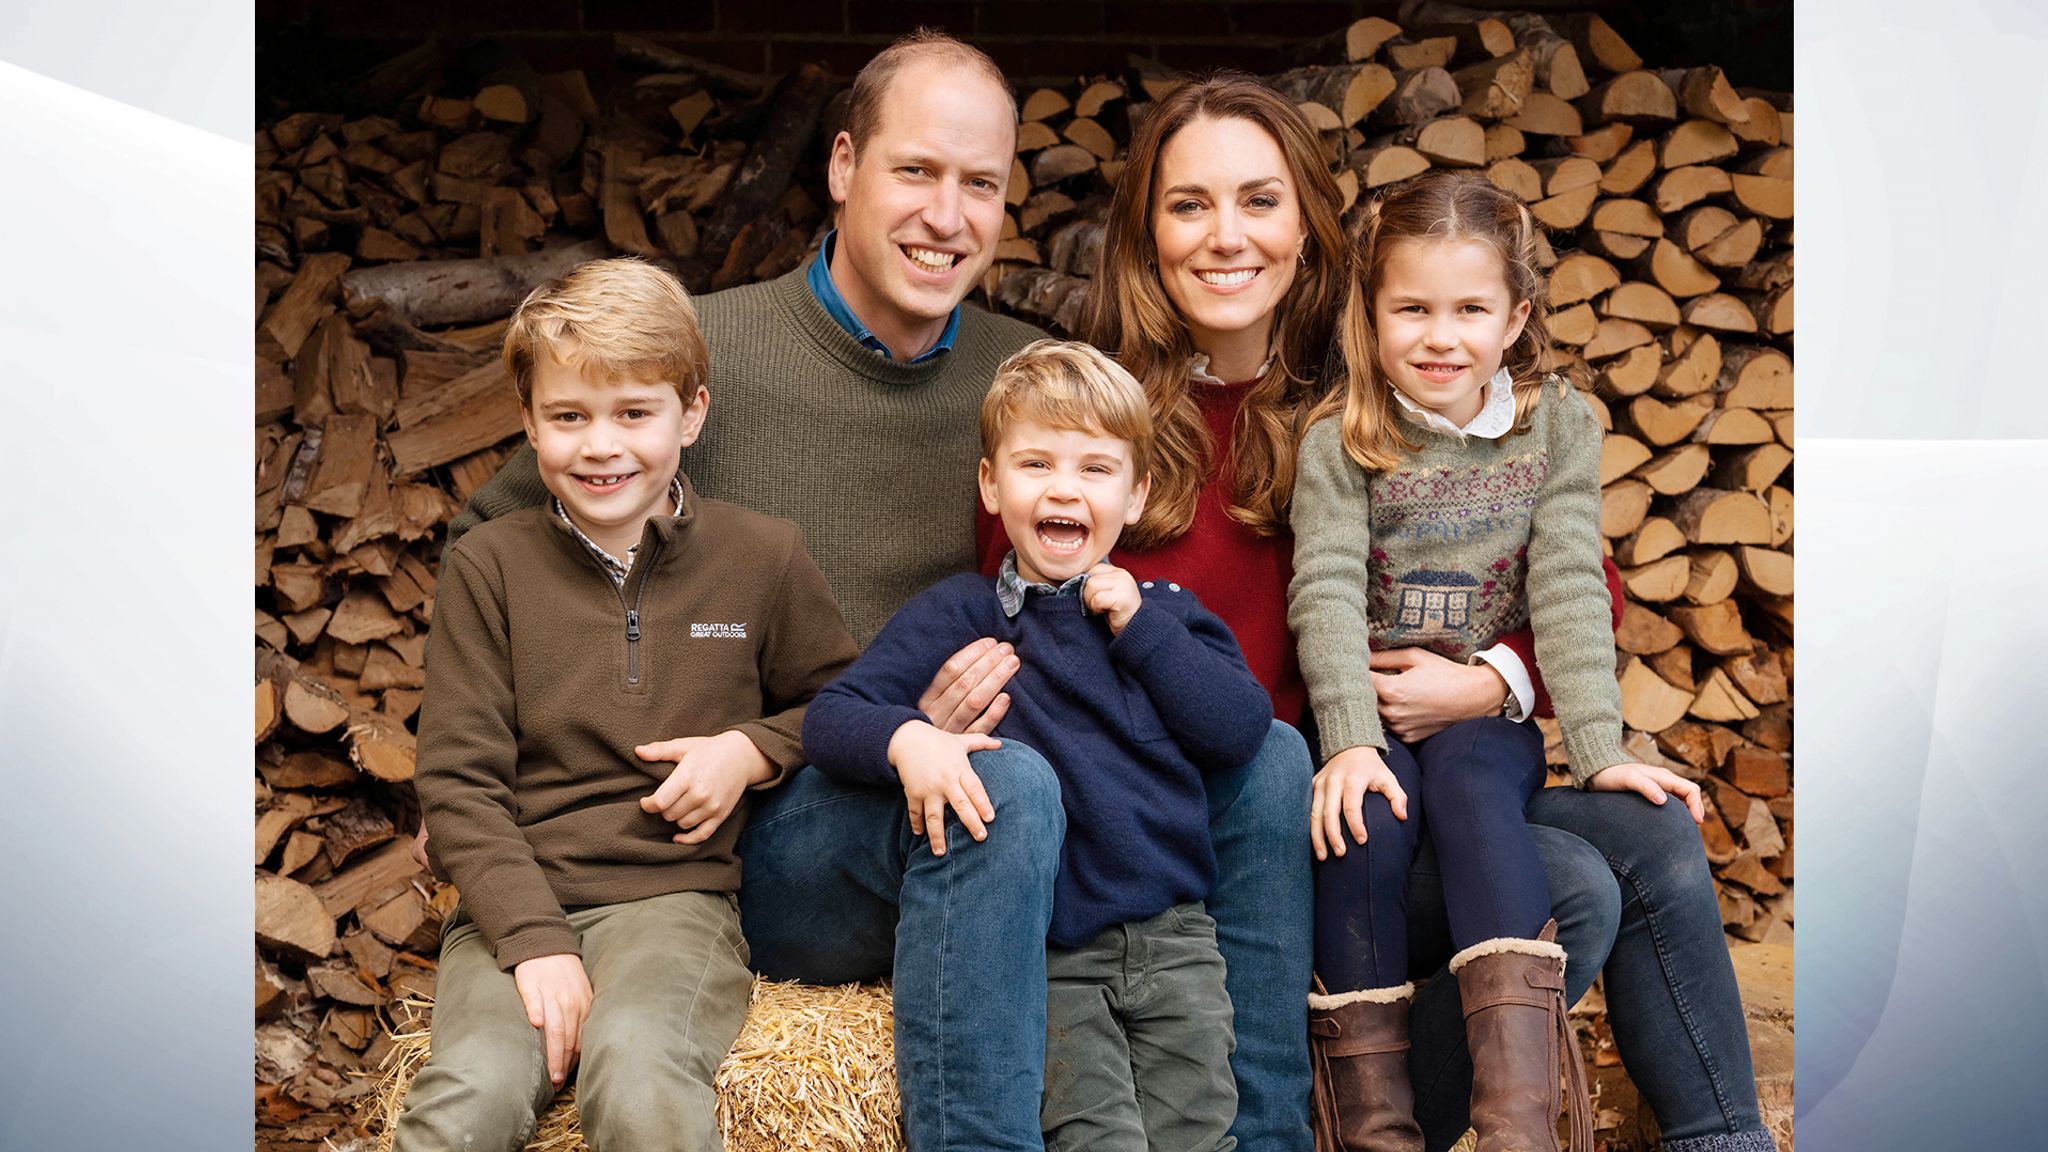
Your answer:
[1150,115,1307,364]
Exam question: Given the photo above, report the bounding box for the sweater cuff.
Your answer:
[731,721,802,787]
[493,923,583,971]
[1563,726,1631,788]
[1315,701,1389,762]
[831,704,925,788]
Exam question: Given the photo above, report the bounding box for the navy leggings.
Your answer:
[1314,716,1552,992]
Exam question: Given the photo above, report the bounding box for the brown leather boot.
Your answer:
[1307,980,1423,1152]
[1450,920,1594,1152]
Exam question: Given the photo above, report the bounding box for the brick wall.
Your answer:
[259,0,1791,92]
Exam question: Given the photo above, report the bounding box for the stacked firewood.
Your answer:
[254,11,1789,1149]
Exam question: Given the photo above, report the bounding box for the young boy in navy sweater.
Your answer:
[803,340,1273,1151]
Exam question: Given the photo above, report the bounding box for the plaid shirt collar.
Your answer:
[553,475,689,586]
[995,550,1089,618]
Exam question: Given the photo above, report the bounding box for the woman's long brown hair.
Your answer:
[1086,72,1348,548]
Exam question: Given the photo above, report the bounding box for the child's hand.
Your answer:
[512,952,592,1087]
[637,731,775,845]
[1312,745,1408,862]
[1586,761,1705,823]
[1082,562,1143,634]
[887,720,1001,856]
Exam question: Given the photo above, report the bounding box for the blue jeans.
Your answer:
[736,745,1065,1152]
[1525,787,1775,1151]
[1404,819,1620,1152]
[1314,719,1552,990]
[1206,721,1316,1152]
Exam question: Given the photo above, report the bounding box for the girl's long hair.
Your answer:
[1086,72,1347,548]
[1316,170,1571,472]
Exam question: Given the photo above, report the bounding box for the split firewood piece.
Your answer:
[1600,479,1652,538]
[1032,144,1097,187]
[281,830,324,877]
[1531,155,1602,198]
[283,607,333,647]
[310,839,422,919]
[1653,165,1733,215]
[1565,122,1633,162]
[1656,719,1744,775]
[285,672,352,735]
[340,237,610,329]
[1659,119,1739,168]
[325,588,405,646]
[1616,516,1686,566]
[1354,145,1431,188]
[1746,705,1792,754]
[1006,158,1029,206]
[1766,485,1794,547]
[1063,117,1118,161]
[1680,293,1759,334]
[1730,98,1783,147]
[1403,13,1514,60]
[385,361,522,476]
[1736,545,1794,598]
[349,715,418,783]
[1684,548,1739,605]
[257,680,281,743]
[1590,198,1662,239]
[1487,157,1542,201]
[1671,488,1773,545]
[1548,253,1619,306]
[1502,91,1582,137]
[1021,87,1070,122]
[1579,71,1676,126]
[1662,66,1749,125]
[1653,329,1721,395]
[1724,654,1791,713]
[321,797,397,867]
[1344,15,1404,60]
[307,958,383,1008]
[1629,394,1713,446]
[1579,229,1648,262]
[1696,218,1765,269]
[1617,601,1684,654]
[1713,443,1794,491]
[1690,666,1761,722]
[1075,80,1127,118]
[1271,64,1397,126]
[1597,138,1656,195]
[1484,123,1526,160]
[1649,644,1695,691]
[256,793,317,866]
[262,252,353,360]
[1386,37,1459,71]
[1693,407,1775,445]
[259,749,359,791]
[1377,67,1460,125]
[257,871,337,959]
[1453,50,1534,119]
[1744,282,1794,336]
[362,886,441,952]
[1734,248,1794,292]
[1549,302,1596,346]
[1599,434,1653,484]
[1620,657,1692,732]
[1638,443,1710,495]
[1580,317,1653,361]
[1731,173,1794,219]
[1594,344,1660,398]
[1621,554,1688,601]
[1384,116,1484,167]
[1531,183,1597,229]
[1601,281,1679,328]
[359,645,426,692]
[1563,13,1643,74]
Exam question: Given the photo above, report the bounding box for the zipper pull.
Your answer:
[626,609,641,641]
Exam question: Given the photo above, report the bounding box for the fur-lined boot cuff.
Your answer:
[1448,935,1567,974]
[1308,981,1416,1010]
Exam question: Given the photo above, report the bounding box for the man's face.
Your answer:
[826,57,1016,359]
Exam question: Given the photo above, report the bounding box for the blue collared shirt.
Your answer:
[806,229,960,363]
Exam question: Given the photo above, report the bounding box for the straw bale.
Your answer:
[365,980,901,1152]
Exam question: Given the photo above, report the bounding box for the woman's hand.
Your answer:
[1586,762,1705,823]
[1311,745,1407,862]
[1370,647,1510,742]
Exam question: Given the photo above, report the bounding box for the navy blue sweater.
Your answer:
[803,572,1273,948]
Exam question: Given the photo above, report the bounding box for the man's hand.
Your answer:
[1082,562,1143,635]
[1370,647,1510,742]
[512,952,592,1087]
[918,637,1018,734]
[637,731,776,845]
[1586,762,1705,823]
[1311,745,1408,862]
[887,720,1001,857]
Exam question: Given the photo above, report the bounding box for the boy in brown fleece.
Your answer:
[393,258,858,1152]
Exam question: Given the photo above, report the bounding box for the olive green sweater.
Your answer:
[418,480,858,969]
[1287,382,1628,785]
[448,262,1045,647]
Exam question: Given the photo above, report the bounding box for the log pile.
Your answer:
[255,12,1789,1150]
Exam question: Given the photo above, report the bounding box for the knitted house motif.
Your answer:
[1389,569,1481,641]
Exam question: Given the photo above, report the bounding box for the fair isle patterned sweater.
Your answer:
[1287,381,1628,785]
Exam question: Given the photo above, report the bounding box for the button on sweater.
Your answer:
[802,573,1273,948]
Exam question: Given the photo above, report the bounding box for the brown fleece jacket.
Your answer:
[416,477,858,969]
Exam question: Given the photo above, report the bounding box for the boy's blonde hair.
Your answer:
[980,340,1153,476]
[502,257,710,406]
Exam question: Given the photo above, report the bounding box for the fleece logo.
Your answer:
[691,622,748,639]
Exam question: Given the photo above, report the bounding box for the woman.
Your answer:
[967,73,1771,1152]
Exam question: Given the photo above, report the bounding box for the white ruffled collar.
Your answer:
[1392,367,1517,440]
[1187,349,1278,386]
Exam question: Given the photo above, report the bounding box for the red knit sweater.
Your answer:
[978,377,1624,729]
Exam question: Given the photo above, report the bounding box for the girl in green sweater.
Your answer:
[1288,171,1707,1152]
